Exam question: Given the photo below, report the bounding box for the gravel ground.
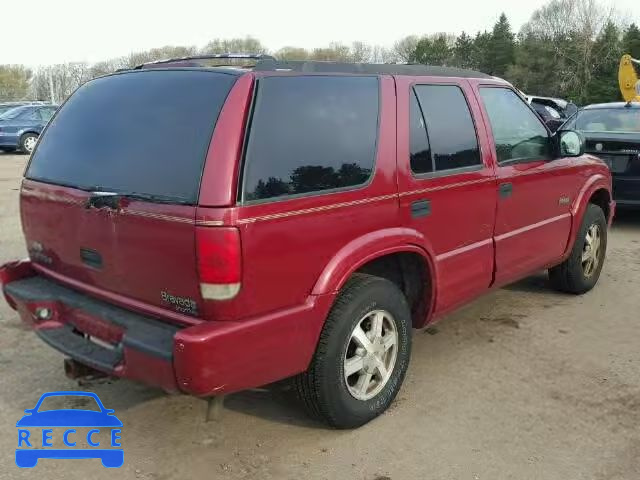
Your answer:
[1,152,639,479]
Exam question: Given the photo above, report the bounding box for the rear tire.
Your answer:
[19,133,38,154]
[549,204,607,294]
[294,274,412,429]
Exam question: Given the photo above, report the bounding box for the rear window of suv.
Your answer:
[241,76,379,203]
[26,70,236,204]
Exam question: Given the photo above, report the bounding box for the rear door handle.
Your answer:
[411,199,431,218]
[499,182,513,198]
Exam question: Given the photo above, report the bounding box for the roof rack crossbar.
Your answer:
[134,53,275,69]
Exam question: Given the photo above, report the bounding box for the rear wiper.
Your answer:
[85,191,191,209]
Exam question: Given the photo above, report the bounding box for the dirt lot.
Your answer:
[0,152,639,480]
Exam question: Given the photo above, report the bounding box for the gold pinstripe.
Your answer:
[122,211,193,224]
[21,189,194,224]
[236,193,398,224]
[398,177,494,197]
[21,177,495,226]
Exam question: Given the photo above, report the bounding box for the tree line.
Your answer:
[1,0,639,106]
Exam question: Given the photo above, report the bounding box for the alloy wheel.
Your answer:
[343,309,398,401]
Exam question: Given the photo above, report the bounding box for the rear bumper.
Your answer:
[1,261,334,396]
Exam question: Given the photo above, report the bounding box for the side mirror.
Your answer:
[558,130,585,157]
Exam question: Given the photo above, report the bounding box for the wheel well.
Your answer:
[354,252,431,328]
[588,188,611,221]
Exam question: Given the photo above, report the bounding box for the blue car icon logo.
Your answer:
[16,391,123,468]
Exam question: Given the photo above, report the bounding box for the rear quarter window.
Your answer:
[241,76,379,203]
[26,70,237,203]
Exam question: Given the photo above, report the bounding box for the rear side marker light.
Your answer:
[196,227,242,301]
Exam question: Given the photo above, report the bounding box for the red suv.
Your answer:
[1,55,614,428]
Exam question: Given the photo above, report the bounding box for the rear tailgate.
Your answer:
[21,69,237,321]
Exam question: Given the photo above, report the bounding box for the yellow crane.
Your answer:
[619,54,640,103]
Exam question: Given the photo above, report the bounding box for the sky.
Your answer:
[1,0,637,66]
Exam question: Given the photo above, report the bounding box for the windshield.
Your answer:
[575,108,640,133]
[26,70,237,204]
[0,106,28,120]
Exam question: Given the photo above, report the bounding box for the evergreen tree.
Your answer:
[487,13,516,77]
[586,21,623,104]
[453,32,475,69]
[472,31,492,73]
[410,34,452,65]
[623,23,640,58]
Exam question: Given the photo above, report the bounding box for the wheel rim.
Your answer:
[23,136,37,153]
[582,223,602,278]
[343,309,398,401]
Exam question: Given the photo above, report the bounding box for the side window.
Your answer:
[242,76,379,202]
[479,87,550,164]
[19,108,38,121]
[39,108,55,122]
[413,84,481,172]
[409,90,432,174]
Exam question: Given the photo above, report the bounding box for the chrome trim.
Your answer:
[494,213,571,242]
[436,238,493,261]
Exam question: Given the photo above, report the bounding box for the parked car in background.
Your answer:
[0,104,58,154]
[563,102,640,207]
[525,95,578,132]
[0,57,613,429]
[0,101,50,117]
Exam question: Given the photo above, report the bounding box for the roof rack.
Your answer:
[128,54,492,79]
[253,60,492,78]
[133,53,276,70]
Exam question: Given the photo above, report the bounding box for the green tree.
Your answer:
[507,32,558,96]
[623,23,640,58]
[472,31,492,73]
[410,34,453,65]
[487,13,516,76]
[586,21,623,103]
[452,32,475,69]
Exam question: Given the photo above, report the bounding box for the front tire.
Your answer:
[19,133,38,154]
[549,204,607,294]
[294,274,412,429]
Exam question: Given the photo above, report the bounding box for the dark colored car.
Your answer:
[563,102,640,206]
[526,95,578,132]
[0,105,58,154]
[0,56,614,429]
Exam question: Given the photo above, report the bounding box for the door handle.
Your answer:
[411,199,431,218]
[499,182,513,199]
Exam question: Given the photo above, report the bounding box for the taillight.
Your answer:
[196,227,241,301]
